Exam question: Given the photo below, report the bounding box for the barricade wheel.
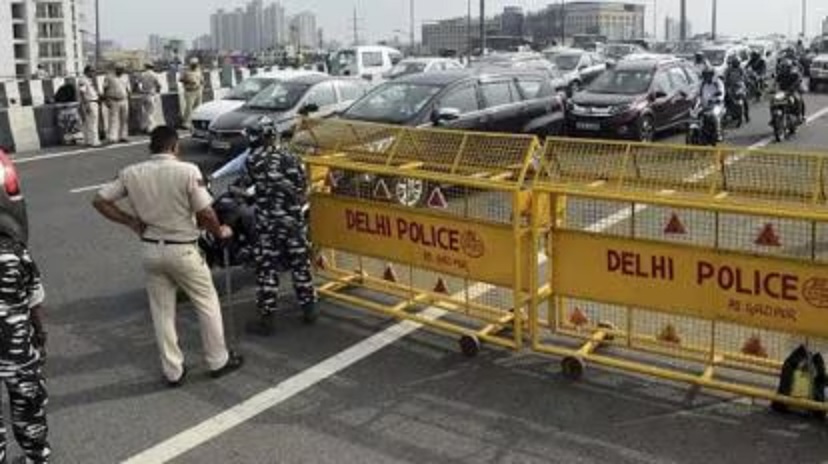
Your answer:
[561,356,586,381]
[459,335,480,358]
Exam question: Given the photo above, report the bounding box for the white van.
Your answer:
[329,46,403,83]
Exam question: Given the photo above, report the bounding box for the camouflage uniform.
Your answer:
[0,238,49,464]
[246,145,317,318]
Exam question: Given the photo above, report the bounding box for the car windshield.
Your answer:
[246,82,309,110]
[702,49,727,66]
[587,69,654,95]
[343,83,442,123]
[225,78,276,101]
[553,54,581,71]
[815,40,828,54]
[388,62,428,77]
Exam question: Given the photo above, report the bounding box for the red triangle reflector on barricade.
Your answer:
[383,264,398,283]
[325,171,339,188]
[433,277,449,294]
[373,179,392,200]
[664,213,687,235]
[315,255,328,270]
[427,187,448,209]
[569,308,589,327]
[755,223,781,247]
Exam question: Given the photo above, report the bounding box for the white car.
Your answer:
[700,44,751,76]
[809,37,828,92]
[383,57,463,79]
[190,69,324,141]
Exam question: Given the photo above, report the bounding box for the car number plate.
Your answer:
[211,139,231,150]
[576,122,600,131]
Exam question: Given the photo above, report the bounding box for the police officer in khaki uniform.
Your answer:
[92,126,243,386]
[78,65,101,147]
[138,64,163,133]
[179,58,204,130]
[103,64,131,143]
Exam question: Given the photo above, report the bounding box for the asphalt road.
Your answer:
[13,92,828,464]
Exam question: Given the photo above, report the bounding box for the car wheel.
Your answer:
[637,115,655,143]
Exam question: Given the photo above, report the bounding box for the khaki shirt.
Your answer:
[103,74,130,101]
[180,69,203,92]
[98,154,213,242]
[139,70,161,95]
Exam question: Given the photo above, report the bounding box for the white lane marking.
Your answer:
[70,183,108,194]
[15,140,147,164]
[123,106,828,463]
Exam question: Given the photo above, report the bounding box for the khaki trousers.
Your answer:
[141,243,229,381]
[182,90,202,129]
[106,99,129,142]
[82,101,100,146]
[141,94,162,132]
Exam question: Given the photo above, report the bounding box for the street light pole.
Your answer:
[679,0,686,43]
[560,0,566,46]
[652,0,657,41]
[479,0,486,54]
[95,0,101,68]
[467,0,472,59]
[409,0,415,54]
[712,0,718,41]
[802,0,807,37]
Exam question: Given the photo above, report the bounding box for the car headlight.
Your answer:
[610,104,630,115]
[570,103,587,114]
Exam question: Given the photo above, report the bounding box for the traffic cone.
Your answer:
[383,264,398,283]
[569,308,589,327]
[658,324,681,344]
[742,335,769,358]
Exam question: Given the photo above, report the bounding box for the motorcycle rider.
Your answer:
[723,56,750,124]
[775,58,806,124]
[693,52,710,75]
[699,65,726,142]
[747,50,767,79]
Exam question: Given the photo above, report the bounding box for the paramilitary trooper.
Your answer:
[0,182,50,463]
[244,117,318,336]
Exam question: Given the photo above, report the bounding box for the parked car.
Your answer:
[190,70,324,143]
[339,69,566,136]
[329,45,403,83]
[208,74,370,155]
[701,44,751,76]
[384,57,464,80]
[542,48,608,93]
[565,56,700,142]
[469,52,569,93]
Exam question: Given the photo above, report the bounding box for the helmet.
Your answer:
[750,50,760,60]
[778,58,793,75]
[728,56,740,68]
[243,116,277,148]
[701,66,715,81]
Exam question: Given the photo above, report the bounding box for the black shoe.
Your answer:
[165,366,188,388]
[245,313,276,336]
[210,351,244,379]
[302,303,319,325]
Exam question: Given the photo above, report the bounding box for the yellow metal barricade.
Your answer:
[295,119,540,355]
[531,137,828,414]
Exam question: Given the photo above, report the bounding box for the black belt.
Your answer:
[142,238,197,245]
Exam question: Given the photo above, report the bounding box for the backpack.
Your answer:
[772,345,827,419]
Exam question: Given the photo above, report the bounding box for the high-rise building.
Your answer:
[561,2,645,41]
[148,34,164,57]
[0,0,85,79]
[192,35,212,51]
[664,16,691,42]
[822,16,828,36]
[501,6,525,38]
[209,1,294,52]
[262,2,286,49]
[290,11,318,50]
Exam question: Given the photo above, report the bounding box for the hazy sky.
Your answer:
[97,0,828,48]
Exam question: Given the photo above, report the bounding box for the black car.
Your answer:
[209,74,369,155]
[565,56,699,141]
[339,69,566,136]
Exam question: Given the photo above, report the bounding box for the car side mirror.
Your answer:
[431,107,461,125]
[651,90,668,101]
[299,103,319,116]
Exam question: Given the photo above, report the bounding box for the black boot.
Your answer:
[302,302,319,325]
[246,312,276,336]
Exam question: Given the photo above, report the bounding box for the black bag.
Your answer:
[772,345,827,419]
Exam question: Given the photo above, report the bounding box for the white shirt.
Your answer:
[78,76,99,103]
[700,78,725,107]
[139,70,162,95]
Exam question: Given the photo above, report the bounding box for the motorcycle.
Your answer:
[745,69,765,102]
[724,82,747,128]
[686,100,721,146]
[770,91,801,142]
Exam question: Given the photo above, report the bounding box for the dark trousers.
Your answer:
[0,365,49,463]
[254,227,317,315]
